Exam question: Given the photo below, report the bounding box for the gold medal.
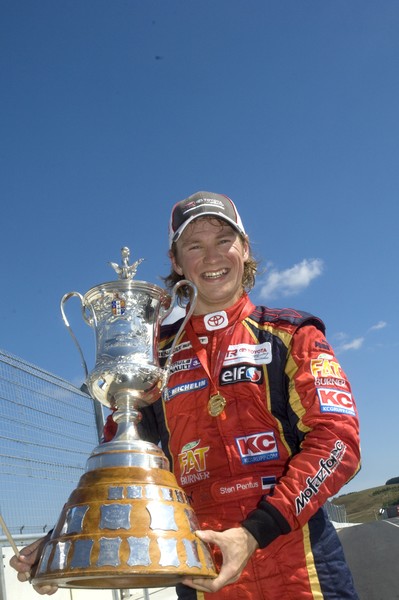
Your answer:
[208,393,226,417]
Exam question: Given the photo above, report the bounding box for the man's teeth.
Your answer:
[203,269,227,279]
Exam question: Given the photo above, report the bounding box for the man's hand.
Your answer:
[182,527,259,593]
[9,536,58,596]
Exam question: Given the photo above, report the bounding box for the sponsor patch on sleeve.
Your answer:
[314,340,332,353]
[295,440,347,514]
[317,388,356,416]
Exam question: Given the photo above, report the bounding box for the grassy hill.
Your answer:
[332,484,399,523]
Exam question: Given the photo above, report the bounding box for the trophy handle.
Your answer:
[160,279,197,389]
[60,291,93,379]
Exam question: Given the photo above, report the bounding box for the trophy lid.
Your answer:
[109,247,144,280]
[81,246,169,307]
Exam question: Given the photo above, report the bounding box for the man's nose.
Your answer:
[203,245,220,263]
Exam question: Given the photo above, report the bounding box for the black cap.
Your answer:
[169,191,246,248]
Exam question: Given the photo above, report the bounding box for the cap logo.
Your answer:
[181,198,225,216]
[169,191,245,249]
[204,311,228,331]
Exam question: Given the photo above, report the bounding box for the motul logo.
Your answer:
[236,432,279,465]
[317,388,356,416]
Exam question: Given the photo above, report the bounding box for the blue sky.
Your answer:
[1,1,399,496]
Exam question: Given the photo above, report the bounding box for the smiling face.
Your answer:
[170,217,249,315]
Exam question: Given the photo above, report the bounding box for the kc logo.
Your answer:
[236,432,279,464]
[204,311,228,331]
[317,388,356,416]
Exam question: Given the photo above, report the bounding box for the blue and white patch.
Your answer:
[220,364,263,386]
[261,476,277,491]
[317,388,356,416]
[236,431,279,465]
[170,357,201,374]
[165,378,208,401]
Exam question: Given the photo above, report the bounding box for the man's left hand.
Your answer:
[181,527,259,593]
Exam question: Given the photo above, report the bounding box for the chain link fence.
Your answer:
[0,348,100,536]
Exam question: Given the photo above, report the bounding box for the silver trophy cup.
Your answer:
[32,247,216,589]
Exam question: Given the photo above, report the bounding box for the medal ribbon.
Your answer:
[184,295,254,416]
[184,320,231,398]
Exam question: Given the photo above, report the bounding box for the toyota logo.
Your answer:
[205,312,227,330]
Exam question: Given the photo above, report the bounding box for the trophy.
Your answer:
[32,247,216,589]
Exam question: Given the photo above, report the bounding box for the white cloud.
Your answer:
[333,332,348,341]
[338,337,365,352]
[258,258,324,300]
[335,320,387,354]
[369,321,387,332]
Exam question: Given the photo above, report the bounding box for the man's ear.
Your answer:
[169,251,184,276]
[243,238,250,262]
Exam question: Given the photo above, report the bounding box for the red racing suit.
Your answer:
[104,293,361,599]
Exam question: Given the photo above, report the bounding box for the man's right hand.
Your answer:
[9,536,58,595]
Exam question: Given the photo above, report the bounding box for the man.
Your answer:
[11,191,360,599]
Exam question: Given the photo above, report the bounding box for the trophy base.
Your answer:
[32,464,217,589]
[33,572,187,589]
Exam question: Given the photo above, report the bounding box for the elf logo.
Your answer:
[220,364,263,386]
[236,432,279,464]
[317,388,356,416]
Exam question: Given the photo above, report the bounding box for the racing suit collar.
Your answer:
[190,293,254,334]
